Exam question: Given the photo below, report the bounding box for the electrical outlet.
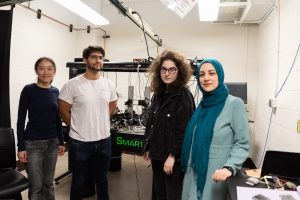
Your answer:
[268,99,277,108]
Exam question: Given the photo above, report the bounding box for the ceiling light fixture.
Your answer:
[198,0,221,21]
[53,0,109,25]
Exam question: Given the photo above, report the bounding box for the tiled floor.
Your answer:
[21,153,153,200]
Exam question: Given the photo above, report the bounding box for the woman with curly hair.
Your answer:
[144,50,195,200]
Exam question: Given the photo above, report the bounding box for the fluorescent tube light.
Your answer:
[53,0,109,25]
[198,0,220,21]
[167,2,177,10]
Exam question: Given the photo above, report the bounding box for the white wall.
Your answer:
[244,24,259,160]
[7,0,252,138]
[10,0,298,166]
[251,0,300,167]
[9,3,77,132]
[102,22,251,110]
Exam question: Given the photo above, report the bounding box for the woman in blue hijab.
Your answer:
[181,58,250,200]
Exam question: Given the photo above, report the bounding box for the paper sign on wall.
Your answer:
[160,0,198,18]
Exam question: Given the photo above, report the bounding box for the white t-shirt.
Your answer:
[59,74,117,141]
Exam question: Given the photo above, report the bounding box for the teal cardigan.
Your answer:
[182,95,250,200]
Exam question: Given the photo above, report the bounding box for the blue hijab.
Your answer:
[181,58,229,194]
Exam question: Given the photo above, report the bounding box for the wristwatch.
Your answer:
[223,166,234,176]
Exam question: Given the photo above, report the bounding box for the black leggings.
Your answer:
[151,159,184,200]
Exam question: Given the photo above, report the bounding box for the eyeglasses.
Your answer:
[89,55,104,60]
[160,67,178,75]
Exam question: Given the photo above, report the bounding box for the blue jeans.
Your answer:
[69,137,111,200]
[25,138,59,200]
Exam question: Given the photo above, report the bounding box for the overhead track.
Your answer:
[109,0,162,46]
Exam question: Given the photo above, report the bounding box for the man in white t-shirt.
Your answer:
[59,46,117,200]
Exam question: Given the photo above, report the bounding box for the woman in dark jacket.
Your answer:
[144,50,195,200]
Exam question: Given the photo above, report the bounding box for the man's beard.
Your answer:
[87,64,102,72]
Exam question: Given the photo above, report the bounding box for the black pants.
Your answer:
[151,159,183,200]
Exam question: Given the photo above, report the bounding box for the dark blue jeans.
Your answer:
[69,137,111,200]
[25,138,59,200]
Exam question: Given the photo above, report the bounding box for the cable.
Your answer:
[133,155,142,200]
[187,77,197,87]
[145,72,150,87]
[115,72,118,88]
[132,11,151,61]
[134,63,146,127]
[134,104,146,128]
[128,72,132,86]
[137,63,142,100]
[256,1,281,169]
[258,111,273,168]
[258,42,300,168]
[275,43,300,97]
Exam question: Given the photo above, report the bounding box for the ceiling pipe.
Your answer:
[213,3,276,25]
[242,4,276,24]
[17,3,107,34]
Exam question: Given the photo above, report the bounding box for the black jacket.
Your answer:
[144,87,195,161]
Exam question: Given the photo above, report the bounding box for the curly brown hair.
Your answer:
[148,50,192,94]
[82,46,105,59]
